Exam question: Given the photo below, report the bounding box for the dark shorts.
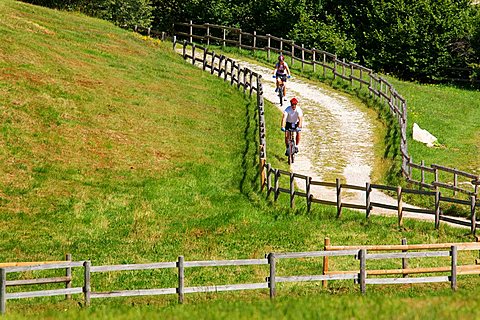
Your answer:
[285,122,298,130]
[276,73,287,82]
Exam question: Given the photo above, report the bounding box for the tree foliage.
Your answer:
[21,0,480,82]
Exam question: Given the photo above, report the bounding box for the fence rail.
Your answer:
[2,241,475,313]
[173,21,480,200]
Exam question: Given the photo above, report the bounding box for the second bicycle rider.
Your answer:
[273,55,291,99]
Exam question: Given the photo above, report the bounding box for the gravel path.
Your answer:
[176,47,466,226]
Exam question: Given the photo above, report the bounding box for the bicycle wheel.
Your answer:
[279,86,284,106]
[288,141,294,164]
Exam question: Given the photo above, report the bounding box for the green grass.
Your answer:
[2,1,480,319]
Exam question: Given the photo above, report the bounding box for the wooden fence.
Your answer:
[173,21,480,200]
[173,38,479,232]
[1,242,475,313]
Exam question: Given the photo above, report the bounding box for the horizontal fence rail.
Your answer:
[3,241,477,312]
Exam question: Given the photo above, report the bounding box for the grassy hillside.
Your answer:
[1,1,480,319]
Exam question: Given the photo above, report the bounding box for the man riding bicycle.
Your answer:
[273,55,291,99]
[281,97,303,156]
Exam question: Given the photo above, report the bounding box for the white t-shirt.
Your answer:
[283,105,303,123]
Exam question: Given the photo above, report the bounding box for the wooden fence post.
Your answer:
[202,48,207,71]
[290,172,295,208]
[182,40,187,59]
[333,55,337,80]
[238,29,242,49]
[306,176,312,212]
[323,237,330,288]
[267,34,271,60]
[266,163,272,197]
[398,186,403,227]
[83,261,91,307]
[267,253,276,299]
[274,169,280,202]
[453,172,458,196]
[206,24,210,46]
[421,160,425,186]
[0,268,6,315]
[65,253,72,300]
[222,28,226,47]
[336,178,342,218]
[435,191,441,229]
[312,48,316,73]
[173,35,177,50]
[191,44,196,65]
[323,52,326,78]
[253,31,257,52]
[177,256,184,304]
[291,42,295,66]
[471,196,476,235]
[301,44,304,71]
[359,249,366,294]
[211,51,216,75]
[402,238,408,278]
[366,182,371,219]
[451,246,457,291]
[189,20,193,43]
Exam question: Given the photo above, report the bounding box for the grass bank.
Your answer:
[1,1,480,318]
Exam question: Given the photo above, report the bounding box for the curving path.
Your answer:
[176,46,467,227]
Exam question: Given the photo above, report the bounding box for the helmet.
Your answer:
[278,55,285,62]
[290,97,298,105]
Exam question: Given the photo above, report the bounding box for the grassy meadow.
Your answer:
[1,0,480,319]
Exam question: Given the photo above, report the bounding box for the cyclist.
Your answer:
[273,55,291,99]
[281,97,303,155]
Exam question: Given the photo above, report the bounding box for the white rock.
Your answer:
[413,123,438,147]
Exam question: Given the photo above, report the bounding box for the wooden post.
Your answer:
[191,44,196,65]
[249,71,253,96]
[397,186,403,227]
[206,24,210,46]
[173,35,177,50]
[83,261,91,307]
[453,172,458,196]
[268,253,276,299]
[333,56,337,80]
[366,182,371,219]
[274,169,280,202]
[421,160,425,185]
[290,172,295,208]
[336,178,342,218]
[312,48,316,73]
[359,68,363,89]
[189,20,193,43]
[177,256,184,304]
[238,29,242,49]
[350,64,354,86]
[471,196,476,235]
[0,268,6,315]
[291,42,295,65]
[267,34,271,60]
[147,27,151,36]
[65,253,72,300]
[182,40,187,59]
[434,168,439,191]
[230,61,235,85]
[222,28,226,47]
[359,249,366,294]
[202,49,207,71]
[266,163,272,197]
[322,237,330,288]
[280,37,283,53]
[402,238,408,277]
[323,52,326,78]
[301,44,305,71]
[260,158,266,191]
[306,176,312,212]
[435,191,441,229]
[211,51,216,75]
[451,246,457,291]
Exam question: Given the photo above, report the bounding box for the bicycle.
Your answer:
[273,75,290,106]
[285,127,299,164]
